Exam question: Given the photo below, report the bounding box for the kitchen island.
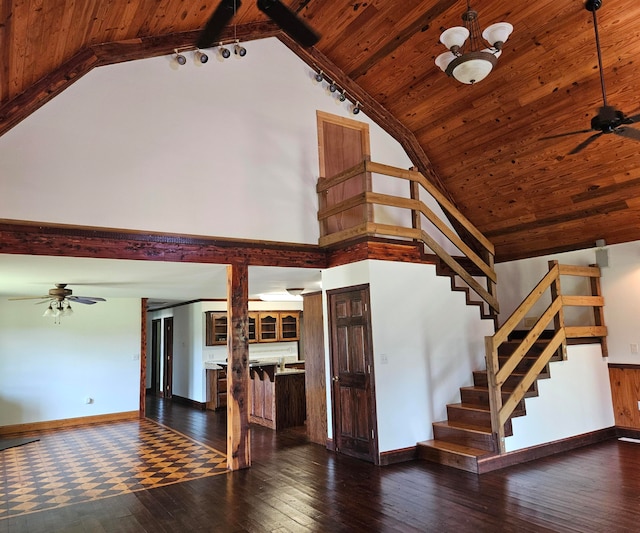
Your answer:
[216,361,306,430]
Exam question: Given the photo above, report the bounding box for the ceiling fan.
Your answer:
[10,283,106,313]
[540,0,640,154]
[196,0,320,50]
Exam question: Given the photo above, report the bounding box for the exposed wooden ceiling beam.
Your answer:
[0,22,280,139]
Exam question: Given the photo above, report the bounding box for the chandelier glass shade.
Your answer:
[435,2,512,85]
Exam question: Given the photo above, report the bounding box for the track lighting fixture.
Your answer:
[329,82,337,93]
[174,50,187,65]
[195,50,209,63]
[352,102,361,115]
[339,91,347,102]
[315,70,324,82]
[219,44,231,59]
[234,41,247,57]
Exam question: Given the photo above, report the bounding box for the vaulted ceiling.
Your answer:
[2,0,640,263]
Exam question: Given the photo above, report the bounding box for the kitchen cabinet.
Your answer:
[206,367,227,410]
[205,312,228,345]
[206,310,300,345]
[249,363,306,430]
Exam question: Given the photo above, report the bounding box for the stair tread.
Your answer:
[417,439,494,458]
[433,420,492,434]
[448,402,490,412]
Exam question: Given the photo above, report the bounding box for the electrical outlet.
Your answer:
[524,317,538,328]
[631,344,639,354]
[380,354,389,364]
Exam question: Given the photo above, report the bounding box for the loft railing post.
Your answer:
[485,335,505,453]
[589,263,608,357]
[363,156,373,226]
[408,166,422,243]
[548,260,567,360]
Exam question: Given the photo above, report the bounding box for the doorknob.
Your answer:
[332,376,340,382]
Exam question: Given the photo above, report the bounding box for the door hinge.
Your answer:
[367,364,371,374]
[371,429,375,440]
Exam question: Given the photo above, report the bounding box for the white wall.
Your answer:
[0,298,141,426]
[321,260,495,453]
[0,37,423,245]
[495,240,640,364]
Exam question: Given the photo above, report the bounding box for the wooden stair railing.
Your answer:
[317,160,499,315]
[485,261,607,453]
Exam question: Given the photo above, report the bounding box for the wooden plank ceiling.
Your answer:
[2,0,640,262]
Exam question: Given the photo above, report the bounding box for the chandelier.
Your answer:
[435,1,513,85]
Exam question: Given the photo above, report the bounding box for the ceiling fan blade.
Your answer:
[623,112,640,124]
[8,295,49,300]
[568,132,603,154]
[68,296,106,305]
[196,0,240,49]
[257,0,319,47]
[539,129,593,141]
[615,126,640,142]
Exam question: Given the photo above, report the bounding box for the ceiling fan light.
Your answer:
[435,51,457,72]
[43,304,54,317]
[482,22,513,49]
[450,56,495,85]
[61,304,73,317]
[439,26,469,51]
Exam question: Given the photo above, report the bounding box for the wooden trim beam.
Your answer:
[0,219,327,269]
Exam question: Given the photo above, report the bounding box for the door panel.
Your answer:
[329,286,378,463]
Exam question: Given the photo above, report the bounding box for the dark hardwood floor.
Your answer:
[2,396,640,532]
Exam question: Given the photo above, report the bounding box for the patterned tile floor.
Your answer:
[0,418,228,520]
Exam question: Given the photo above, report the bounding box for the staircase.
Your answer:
[417,333,561,473]
[435,259,498,326]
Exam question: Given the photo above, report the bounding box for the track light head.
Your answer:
[219,44,231,59]
[352,102,361,115]
[329,82,337,93]
[174,51,187,65]
[234,42,247,57]
[338,91,347,102]
[314,70,324,82]
[195,50,209,63]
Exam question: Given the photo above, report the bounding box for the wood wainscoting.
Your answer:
[609,363,640,430]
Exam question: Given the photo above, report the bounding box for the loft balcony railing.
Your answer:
[317,159,499,314]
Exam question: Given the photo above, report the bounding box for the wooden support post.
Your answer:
[227,263,251,470]
[589,264,608,358]
[548,260,567,360]
[484,335,505,453]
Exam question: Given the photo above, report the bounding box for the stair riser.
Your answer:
[446,407,515,435]
[433,424,496,453]
[498,357,550,374]
[460,389,527,411]
[417,444,479,473]
[473,371,544,392]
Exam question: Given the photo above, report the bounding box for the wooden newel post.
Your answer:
[227,263,251,470]
[548,260,567,360]
[485,335,505,453]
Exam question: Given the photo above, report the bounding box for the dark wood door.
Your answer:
[150,319,161,396]
[317,111,371,236]
[329,285,378,463]
[163,317,173,399]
